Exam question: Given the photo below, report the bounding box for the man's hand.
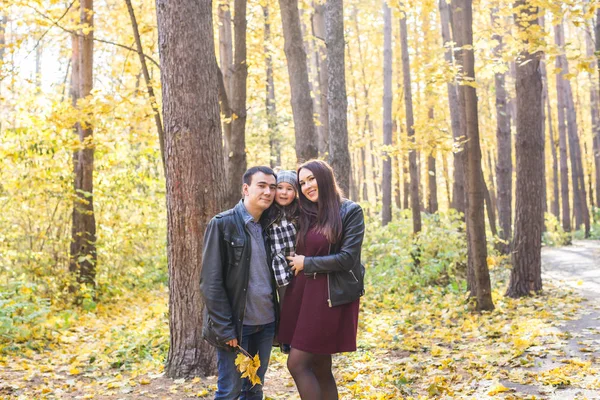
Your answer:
[226,338,238,348]
[287,254,305,276]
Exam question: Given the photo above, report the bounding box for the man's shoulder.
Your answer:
[214,208,236,220]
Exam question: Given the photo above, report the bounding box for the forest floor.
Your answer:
[1,241,599,399]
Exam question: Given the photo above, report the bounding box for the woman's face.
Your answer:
[275,182,296,207]
[299,168,318,203]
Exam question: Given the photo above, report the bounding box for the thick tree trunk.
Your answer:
[225,0,248,208]
[125,0,165,171]
[326,0,351,195]
[70,0,97,288]
[441,0,466,215]
[156,0,224,377]
[312,2,330,156]
[382,0,393,225]
[399,11,421,234]
[279,0,318,162]
[263,5,281,168]
[458,0,493,311]
[507,0,544,298]
[491,7,511,253]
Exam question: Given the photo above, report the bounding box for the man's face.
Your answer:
[242,172,277,211]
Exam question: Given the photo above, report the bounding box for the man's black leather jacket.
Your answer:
[200,201,278,350]
[303,200,366,307]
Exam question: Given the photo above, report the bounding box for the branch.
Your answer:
[27,3,161,70]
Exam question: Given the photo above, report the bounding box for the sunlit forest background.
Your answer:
[1,0,599,397]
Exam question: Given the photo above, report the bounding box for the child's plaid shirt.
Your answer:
[268,217,297,287]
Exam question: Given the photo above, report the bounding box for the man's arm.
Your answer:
[200,218,237,345]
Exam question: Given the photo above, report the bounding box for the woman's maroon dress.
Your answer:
[278,228,360,354]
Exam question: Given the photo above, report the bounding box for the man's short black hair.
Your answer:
[242,166,277,186]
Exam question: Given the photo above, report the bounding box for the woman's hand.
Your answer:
[287,254,305,276]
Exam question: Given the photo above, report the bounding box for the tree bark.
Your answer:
[125,0,165,172]
[279,0,318,162]
[507,0,544,298]
[312,2,329,157]
[427,109,438,214]
[70,0,97,288]
[399,10,421,234]
[441,0,465,215]
[218,1,233,165]
[586,19,600,210]
[458,0,493,311]
[555,22,571,232]
[595,8,600,208]
[326,0,351,195]
[263,4,281,168]
[556,21,589,234]
[382,0,393,225]
[156,0,224,377]
[491,7,511,253]
[541,46,560,219]
[225,0,248,208]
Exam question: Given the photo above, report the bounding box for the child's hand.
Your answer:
[287,254,305,275]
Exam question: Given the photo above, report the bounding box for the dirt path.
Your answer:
[497,240,600,399]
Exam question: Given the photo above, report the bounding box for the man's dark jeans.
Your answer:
[215,322,276,400]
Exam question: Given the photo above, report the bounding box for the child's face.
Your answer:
[275,182,296,207]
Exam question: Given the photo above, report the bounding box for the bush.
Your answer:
[363,209,468,293]
[542,213,571,247]
[0,282,50,346]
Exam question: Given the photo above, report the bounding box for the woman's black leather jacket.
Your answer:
[303,200,365,307]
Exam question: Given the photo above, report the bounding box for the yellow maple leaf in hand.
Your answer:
[234,349,262,387]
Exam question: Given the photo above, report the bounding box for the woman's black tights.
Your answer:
[287,348,338,400]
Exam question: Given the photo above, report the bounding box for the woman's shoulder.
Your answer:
[340,199,363,219]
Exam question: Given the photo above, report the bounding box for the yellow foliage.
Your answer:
[235,351,262,387]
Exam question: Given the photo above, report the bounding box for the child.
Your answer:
[266,170,298,353]
[267,170,299,300]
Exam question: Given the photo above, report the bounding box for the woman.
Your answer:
[279,160,365,399]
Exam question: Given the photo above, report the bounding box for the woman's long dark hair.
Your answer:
[297,160,343,249]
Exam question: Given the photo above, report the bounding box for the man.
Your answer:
[200,166,279,400]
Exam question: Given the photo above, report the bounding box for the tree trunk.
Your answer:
[326,0,351,195]
[427,109,438,214]
[312,2,329,157]
[555,23,571,232]
[225,0,248,208]
[399,10,421,234]
[218,1,233,166]
[125,0,165,171]
[542,48,560,219]
[156,0,224,377]
[588,16,600,210]
[35,44,42,89]
[441,0,465,215]
[279,0,318,162]
[458,0,493,311]
[70,0,97,289]
[507,0,544,298]
[595,8,600,208]
[382,0,393,225]
[556,21,589,234]
[491,7,511,253]
[263,4,281,168]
